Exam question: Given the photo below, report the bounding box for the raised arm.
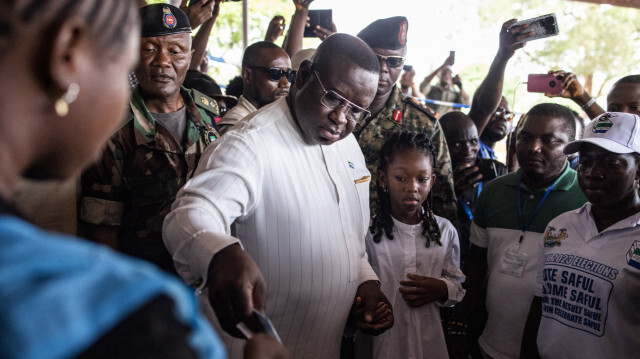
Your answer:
[189,0,223,71]
[545,70,605,120]
[468,19,532,135]
[419,54,453,95]
[282,0,312,57]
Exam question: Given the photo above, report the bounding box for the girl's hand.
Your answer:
[398,274,448,307]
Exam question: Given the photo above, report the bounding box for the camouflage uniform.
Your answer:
[81,86,220,274]
[354,85,457,222]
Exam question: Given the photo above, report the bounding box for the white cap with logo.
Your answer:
[563,112,640,155]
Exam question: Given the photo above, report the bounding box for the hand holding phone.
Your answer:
[304,9,333,38]
[508,13,559,44]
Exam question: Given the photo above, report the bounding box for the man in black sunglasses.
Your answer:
[355,16,458,224]
[218,41,293,135]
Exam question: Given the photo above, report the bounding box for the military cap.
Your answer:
[357,16,408,50]
[140,4,191,38]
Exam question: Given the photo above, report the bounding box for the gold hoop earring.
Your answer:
[55,82,80,117]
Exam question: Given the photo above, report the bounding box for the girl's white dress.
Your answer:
[364,215,465,359]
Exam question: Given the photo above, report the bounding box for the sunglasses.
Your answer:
[251,67,297,83]
[494,109,515,121]
[375,54,406,68]
[313,70,371,123]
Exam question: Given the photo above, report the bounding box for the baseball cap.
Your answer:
[563,112,640,155]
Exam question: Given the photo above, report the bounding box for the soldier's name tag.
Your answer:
[498,248,527,278]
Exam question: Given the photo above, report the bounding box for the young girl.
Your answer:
[364,131,465,359]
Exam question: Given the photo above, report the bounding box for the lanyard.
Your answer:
[458,182,483,221]
[516,176,557,243]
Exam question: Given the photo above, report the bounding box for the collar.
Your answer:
[505,164,576,193]
[578,202,640,233]
[130,86,196,146]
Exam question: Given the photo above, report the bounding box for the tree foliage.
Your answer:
[478,0,640,97]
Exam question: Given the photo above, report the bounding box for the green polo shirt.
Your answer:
[473,164,587,233]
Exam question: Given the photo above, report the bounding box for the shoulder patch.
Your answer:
[403,97,439,120]
[191,89,220,116]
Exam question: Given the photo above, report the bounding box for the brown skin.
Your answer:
[546,70,605,120]
[292,59,378,145]
[369,46,407,113]
[11,17,139,187]
[521,145,640,358]
[481,96,511,145]
[577,144,640,231]
[377,148,447,307]
[208,36,391,339]
[607,82,640,116]
[135,33,193,113]
[516,115,571,191]
[242,47,292,109]
[441,113,483,197]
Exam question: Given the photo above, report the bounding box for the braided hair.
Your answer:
[370,131,442,247]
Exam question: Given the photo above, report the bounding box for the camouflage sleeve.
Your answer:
[80,138,126,226]
[429,122,458,222]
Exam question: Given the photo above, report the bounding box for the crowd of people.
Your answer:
[1,0,639,358]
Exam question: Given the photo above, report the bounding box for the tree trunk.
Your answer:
[584,73,593,96]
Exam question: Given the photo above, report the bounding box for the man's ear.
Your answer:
[377,169,387,188]
[295,60,313,90]
[47,18,89,96]
[241,67,252,84]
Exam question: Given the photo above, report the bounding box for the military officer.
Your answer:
[80,4,220,274]
[355,17,457,221]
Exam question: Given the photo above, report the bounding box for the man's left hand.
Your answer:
[352,280,393,335]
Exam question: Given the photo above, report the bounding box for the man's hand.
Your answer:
[244,333,290,359]
[400,68,416,88]
[265,15,286,42]
[312,22,336,41]
[207,244,266,338]
[452,74,463,88]
[498,19,534,60]
[398,274,448,307]
[444,52,455,67]
[180,0,216,29]
[453,164,482,198]
[545,70,584,99]
[293,0,313,11]
[352,280,393,335]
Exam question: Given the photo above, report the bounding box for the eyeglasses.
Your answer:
[313,70,371,123]
[494,109,515,121]
[375,54,406,68]
[251,67,297,84]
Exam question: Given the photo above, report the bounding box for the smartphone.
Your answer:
[477,161,499,182]
[508,13,559,43]
[403,65,413,72]
[304,9,332,38]
[527,74,564,94]
[449,50,455,62]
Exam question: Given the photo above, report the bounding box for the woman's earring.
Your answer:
[55,83,80,117]
[635,179,639,189]
[381,186,388,194]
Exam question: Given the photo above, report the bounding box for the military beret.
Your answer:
[357,16,408,50]
[140,4,191,38]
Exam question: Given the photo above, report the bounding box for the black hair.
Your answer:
[370,131,442,247]
[613,75,640,87]
[0,0,138,58]
[241,41,283,68]
[226,75,244,98]
[524,103,576,141]
[312,33,380,76]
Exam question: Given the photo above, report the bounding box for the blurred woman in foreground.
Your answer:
[0,1,284,358]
